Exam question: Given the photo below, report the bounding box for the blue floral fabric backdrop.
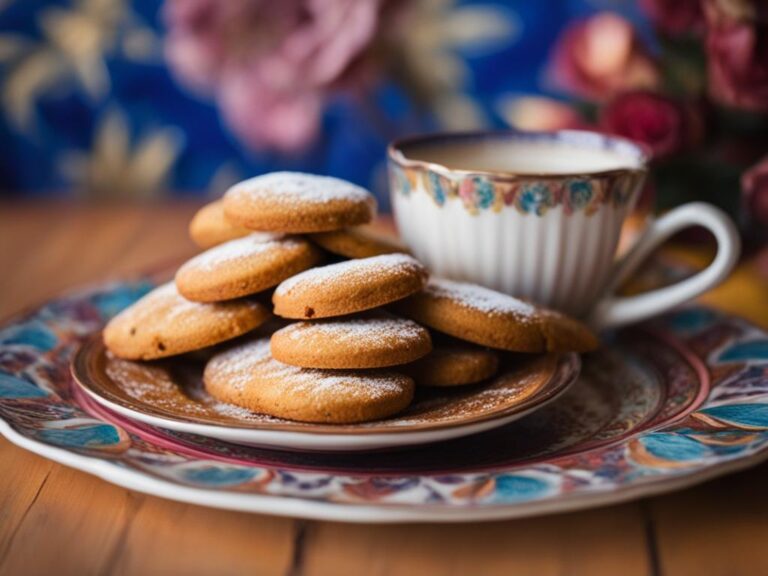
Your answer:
[0,0,646,207]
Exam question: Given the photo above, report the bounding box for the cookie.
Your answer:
[189,200,251,248]
[223,172,377,233]
[204,338,414,423]
[270,313,432,369]
[394,278,600,353]
[309,225,408,259]
[273,253,428,319]
[103,283,270,360]
[405,343,499,387]
[175,234,323,302]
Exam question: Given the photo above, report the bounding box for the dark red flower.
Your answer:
[600,91,689,158]
[640,0,705,35]
[742,155,768,227]
[704,0,768,111]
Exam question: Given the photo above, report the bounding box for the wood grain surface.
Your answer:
[1,201,767,576]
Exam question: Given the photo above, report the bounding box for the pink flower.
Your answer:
[549,12,660,102]
[218,72,324,153]
[742,155,768,227]
[639,0,705,36]
[600,91,691,159]
[163,0,387,152]
[704,1,768,112]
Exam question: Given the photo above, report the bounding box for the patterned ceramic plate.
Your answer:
[1,279,768,523]
[71,335,578,451]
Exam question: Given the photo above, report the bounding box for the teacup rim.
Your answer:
[388,129,651,180]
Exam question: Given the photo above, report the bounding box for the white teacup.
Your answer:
[388,130,740,329]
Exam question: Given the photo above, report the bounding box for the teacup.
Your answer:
[388,130,740,329]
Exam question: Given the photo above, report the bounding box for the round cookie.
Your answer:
[189,200,251,248]
[175,234,323,302]
[273,253,428,319]
[310,225,408,259]
[405,344,499,387]
[270,313,432,369]
[394,278,600,353]
[204,338,414,424]
[103,283,270,360]
[223,172,377,233]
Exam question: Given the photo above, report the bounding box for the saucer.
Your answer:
[3,279,768,523]
[71,334,579,451]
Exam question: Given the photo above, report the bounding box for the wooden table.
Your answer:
[2,201,768,576]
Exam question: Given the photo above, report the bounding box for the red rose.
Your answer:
[549,12,660,102]
[742,155,768,227]
[640,0,705,35]
[600,91,691,159]
[704,0,768,111]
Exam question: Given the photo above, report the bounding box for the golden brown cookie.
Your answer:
[189,200,251,248]
[273,254,428,319]
[103,283,270,360]
[203,338,414,423]
[309,225,408,258]
[223,172,377,233]
[394,278,600,353]
[270,312,432,369]
[405,343,499,387]
[175,234,323,302]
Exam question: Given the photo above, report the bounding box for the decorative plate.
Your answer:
[71,335,578,451]
[1,279,768,523]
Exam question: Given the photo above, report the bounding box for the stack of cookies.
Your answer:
[104,171,599,425]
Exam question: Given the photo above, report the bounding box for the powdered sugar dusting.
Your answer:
[428,278,537,318]
[207,338,407,401]
[229,172,373,206]
[179,233,295,273]
[129,283,203,323]
[112,282,262,332]
[281,315,426,349]
[275,253,423,296]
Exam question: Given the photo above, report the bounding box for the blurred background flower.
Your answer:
[548,12,659,101]
[600,91,690,158]
[163,0,390,153]
[704,0,768,111]
[743,154,768,229]
[0,0,766,249]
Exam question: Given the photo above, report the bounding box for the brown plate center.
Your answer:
[72,334,579,435]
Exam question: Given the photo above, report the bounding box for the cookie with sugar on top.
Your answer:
[223,172,377,233]
[175,234,323,302]
[203,338,414,424]
[393,278,600,353]
[309,225,409,259]
[189,200,251,248]
[270,312,432,369]
[272,253,428,319]
[404,342,499,387]
[103,282,270,360]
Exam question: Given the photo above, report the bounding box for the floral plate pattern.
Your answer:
[1,280,768,523]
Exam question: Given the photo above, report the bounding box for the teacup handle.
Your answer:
[587,202,741,330]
